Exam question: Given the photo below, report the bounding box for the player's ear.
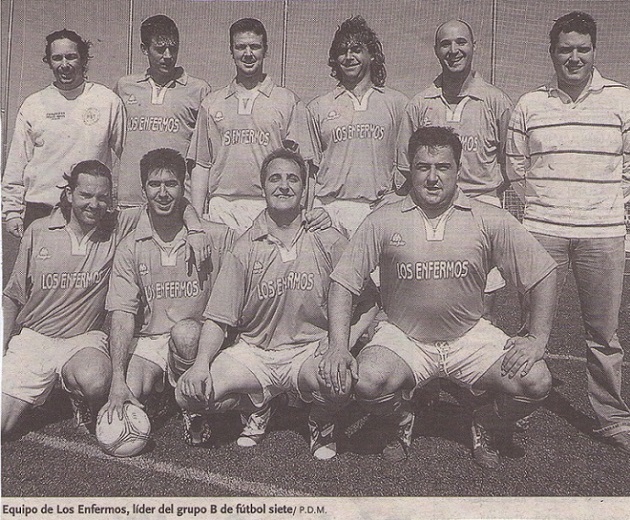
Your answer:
[140,43,148,56]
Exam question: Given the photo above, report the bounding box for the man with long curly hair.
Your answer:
[308,16,408,237]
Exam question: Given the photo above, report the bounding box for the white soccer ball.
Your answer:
[96,403,151,457]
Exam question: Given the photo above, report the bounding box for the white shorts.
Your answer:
[130,334,191,388]
[363,320,508,398]
[474,193,507,293]
[315,198,372,238]
[218,339,321,407]
[2,328,109,406]
[206,196,267,236]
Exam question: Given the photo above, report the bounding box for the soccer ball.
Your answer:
[96,403,151,457]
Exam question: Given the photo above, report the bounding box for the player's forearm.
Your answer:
[190,165,210,216]
[328,281,354,352]
[108,310,136,385]
[2,295,20,352]
[194,319,226,368]
[525,269,557,344]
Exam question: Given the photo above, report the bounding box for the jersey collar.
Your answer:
[226,75,275,98]
[140,67,187,85]
[47,207,68,229]
[250,210,305,242]
[400,188,471,213]
[540,68,619,100]
[332,83,385,99]
[425,70,485,100]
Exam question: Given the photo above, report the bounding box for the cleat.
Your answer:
[471,420,500,469]
[182,410,212,447]
[69,394,93,434]
[382,410,415,462]
[605,431,630,455]
[308,417,336,460]
[145,388,176,421]
[237,394,286,447]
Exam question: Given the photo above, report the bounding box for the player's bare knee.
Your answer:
[66,356,112,399]
[169,319,201,360]
[518,361,552,400]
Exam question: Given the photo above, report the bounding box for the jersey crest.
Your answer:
[37,247,52,260]
[390,233,406,247]
[325,110,340,121]
[213,111,224,122]
[253,260,264,275]
[138,263,149,276]
[126,94,138,105]
[82,107,100,126]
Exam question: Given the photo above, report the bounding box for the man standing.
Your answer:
[176,148,377,459]
[104,149,234,430]
[187,18,315,235]
[3,29,124,237]
[396,19,513,319]
[321,127,557,468]
[115,15,211,207]
[506,11,630,453]
[308,16,408,237]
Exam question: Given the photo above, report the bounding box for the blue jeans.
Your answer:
[531,233,630,436]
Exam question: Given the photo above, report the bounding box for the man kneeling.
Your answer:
[176,148,376,459]
[320,126,557,468]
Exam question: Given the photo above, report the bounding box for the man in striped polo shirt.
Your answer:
[506,11,630,454]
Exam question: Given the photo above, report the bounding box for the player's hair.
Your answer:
[260,148,308,186]
[141,14,179,46]
[140,148,187,187]
[59,160,112,218]
[434,19,475,46]
[42,29,91,69]
[408,126,463,168]
[549,11,596,51]
[230,18,268,51]
[328,15,386,87]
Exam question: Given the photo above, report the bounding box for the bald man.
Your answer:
[396,19,513,322]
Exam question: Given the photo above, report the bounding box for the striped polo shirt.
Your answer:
[308,85,408,202]
[396,72,513,196]
[187,75,314,198]
[506,69,630,239]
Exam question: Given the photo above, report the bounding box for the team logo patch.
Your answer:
[421,116,432,126]
[325,110,340,121]
[37,247,51,260]
[138,263,149,276]
[253,261,264,275]
[213,111,224,122]
[83,107,100,126]
[127,94,138,105]
[390,233,406,247]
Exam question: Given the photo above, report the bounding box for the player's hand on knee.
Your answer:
[185,231,213,274]
[105,382,143,423]
[501,335,546,379]
[5,217,24,239]
[304,207,331,232]
[318,348,357,395]
[178,363,213,404]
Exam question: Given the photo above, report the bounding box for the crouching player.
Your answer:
[320,127,557,468]
[103,149,235,434]
[176,148,377,459]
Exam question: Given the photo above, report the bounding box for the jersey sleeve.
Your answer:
[3,224,35,305]
[105,234,141,315]
[286,97,316,162]
[621,91,630,201]
[485,208,556,292]
[330,215,382,296]
[187,99,213,169]
[202,249,246,326]
[505,99,530,202]
[115,206,144,243]
[2,105,32,220]
[395,99,420,177]
[109,93,126,160]
[306,100,324,168]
